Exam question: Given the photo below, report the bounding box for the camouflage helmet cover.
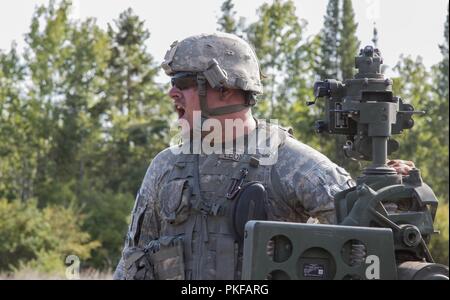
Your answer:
[161,32,263,94]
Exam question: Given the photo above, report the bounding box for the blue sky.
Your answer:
[0,0,447,81]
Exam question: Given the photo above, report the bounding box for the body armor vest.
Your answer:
[156,122,290,280]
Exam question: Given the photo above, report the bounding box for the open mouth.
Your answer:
[175,104,186,118]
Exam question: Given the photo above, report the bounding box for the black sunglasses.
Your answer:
[171,72,198,90]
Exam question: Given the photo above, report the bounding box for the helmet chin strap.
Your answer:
[197,74,249,121]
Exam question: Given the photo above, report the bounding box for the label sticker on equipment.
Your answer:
[303,264,325,278]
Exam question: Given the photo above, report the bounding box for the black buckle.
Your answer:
[192,199,211,215]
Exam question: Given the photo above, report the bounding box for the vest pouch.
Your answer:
[160,179,192,225]
[123,247,155,280]
[149,235,185,280]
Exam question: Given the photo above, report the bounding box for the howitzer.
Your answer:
[241,46,449,280]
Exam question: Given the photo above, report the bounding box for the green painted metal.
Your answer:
[242,221,397,280]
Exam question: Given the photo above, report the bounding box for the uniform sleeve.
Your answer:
[113,154,168,280]
[295,161,355,224]
[273,158,355,225]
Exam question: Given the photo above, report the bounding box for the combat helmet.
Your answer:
[162,32,263,117]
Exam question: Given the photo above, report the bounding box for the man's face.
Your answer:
[168,73,201,131]
[168,73,243,135]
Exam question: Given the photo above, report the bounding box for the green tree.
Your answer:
[318,0,360,81]
[103,8,172,195]
[426,5,449,205]
[426,8,449,264]
[0,0,175,273]
[24,0,78,206]
[83,8,172,269]
[318,0,340,80]
[434,3,449,162]
[217,0,238,34]
[338,0,360,80]
[429,203,449,265]
[246,0,307,119]
[392,56,448,203]
[0,198,99,274]
[17,1,173,271]
[245,0,341,158]
[9,1,112,271]
[217,0,248,38]
[0,44,30,201]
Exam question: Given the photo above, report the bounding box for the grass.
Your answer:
[0,268,113,280]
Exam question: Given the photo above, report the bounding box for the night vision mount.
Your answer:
[310,45,424,175]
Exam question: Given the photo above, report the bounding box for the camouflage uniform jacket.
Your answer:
[113,121,355,280]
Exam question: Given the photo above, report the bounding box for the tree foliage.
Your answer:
[430,203,449,265]
[217,0,238,34]
[392,55,448,203]
[318,0,360,81]
[338,0,360,80]
[318,0,340,80]
[0,0,172,272]
[0,198,99,274]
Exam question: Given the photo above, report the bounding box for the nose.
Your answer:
[168,86,182,100]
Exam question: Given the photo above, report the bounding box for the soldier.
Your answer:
[113,32,414,280]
